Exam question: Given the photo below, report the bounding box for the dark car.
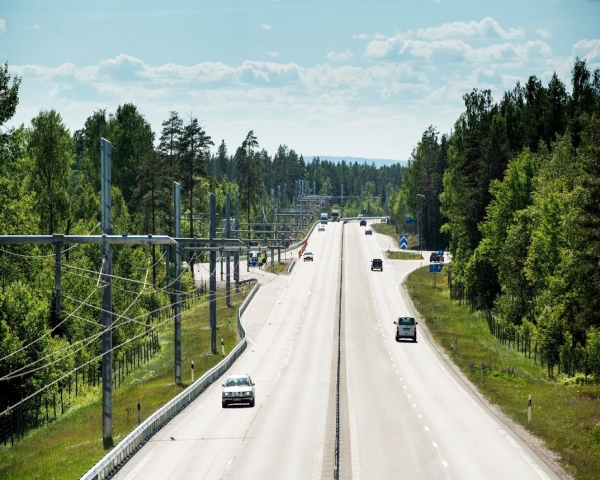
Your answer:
[360,219,367,227]
[371,258,383,271]
[430,252,444,263]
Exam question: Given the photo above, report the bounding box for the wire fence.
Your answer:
[448,272,597,382]
[0,285,211,447]
[0,332,160,447]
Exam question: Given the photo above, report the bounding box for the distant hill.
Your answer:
[305,155,408,168]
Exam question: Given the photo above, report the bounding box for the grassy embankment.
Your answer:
[371,223,423,260]
[406,267,600,480]
[0,285,252,480]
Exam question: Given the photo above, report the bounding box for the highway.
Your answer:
[114,221,561,480]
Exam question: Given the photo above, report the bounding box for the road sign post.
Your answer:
[400,234,408,250]
[429,263,443,287]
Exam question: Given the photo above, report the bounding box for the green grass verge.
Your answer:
[0,285,251,480]
[406,267,600,480]
[386,250,423,260]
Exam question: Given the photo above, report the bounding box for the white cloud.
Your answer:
[33,24,40,30]
[0,19,6,34]
[261,24,273,31]
[326,50,354,62]
[266,51,279,58]
[413,17,523,40]
[573,39,600,63]
[536,29,551,39]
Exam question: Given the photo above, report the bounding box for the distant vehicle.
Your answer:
[394,316,418,342]
[320,212,328,224]
[303,251,314,261]
[249,251,259,267]
[331,209,340,222]
[360,219,367,227]
[430,251,444,263]
[318,224,326,232]
[371,258,383,271]
[222,374,255,408]
[365,227,372,235]
[381,217,388,223]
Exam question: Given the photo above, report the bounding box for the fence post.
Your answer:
[527,394,532,424]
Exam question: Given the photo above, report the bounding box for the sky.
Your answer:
[1,0,600,161]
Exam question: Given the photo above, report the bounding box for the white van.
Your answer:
[394,316,418,342]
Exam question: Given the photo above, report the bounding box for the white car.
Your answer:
[222,374,255,407]
[394,316,418,342]
[303,251,314,261]
[318,224,325,232]
[365,227,372,235]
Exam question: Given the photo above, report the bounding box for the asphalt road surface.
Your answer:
[114,221,561,480]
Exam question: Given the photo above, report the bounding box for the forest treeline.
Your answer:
[397,58,600,378]
[1,56,600,429]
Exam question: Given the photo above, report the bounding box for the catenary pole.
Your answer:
[100,138,113,448]
[174,182,182,385]
[209,194,217,353]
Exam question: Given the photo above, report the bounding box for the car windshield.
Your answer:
[304,252,313,256]
[398,317,415,325]
[226,377,250,387]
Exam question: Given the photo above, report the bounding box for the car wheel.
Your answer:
[395,336,400,342]
[222,401,227,408]
[413,334,417,343]
[249,398,255,407]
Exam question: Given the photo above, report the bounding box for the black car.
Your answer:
[371,258,383,271]
[430,252,444,263]
[360,219,367,227]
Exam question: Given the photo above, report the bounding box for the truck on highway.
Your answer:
[320,212,328,224]
[331,209,340,222]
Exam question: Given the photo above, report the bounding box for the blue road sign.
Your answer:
[438,250,445,256]
[405,218,415,225]
[400,235,408,250]
[429,264,443,273]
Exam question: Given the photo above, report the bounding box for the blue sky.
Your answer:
[2,0,599,161]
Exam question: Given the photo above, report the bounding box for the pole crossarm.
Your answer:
[173,237,245,245]
[0,234,176,245]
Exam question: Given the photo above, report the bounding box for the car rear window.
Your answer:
[398,317,415,325]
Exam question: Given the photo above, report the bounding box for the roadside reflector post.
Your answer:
[528,394,532,424]
[191,360,195,383]
[221,339,225,357]
[137,399,141,424]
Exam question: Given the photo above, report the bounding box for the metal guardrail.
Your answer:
[287,258,297,274]
[80,280,260,480]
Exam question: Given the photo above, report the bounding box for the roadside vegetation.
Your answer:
[0,286,250,480]
[385,251,422,260]
[406,267,600,480]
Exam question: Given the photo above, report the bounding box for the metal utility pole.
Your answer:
[226,193,231,307]
[271,188,275,272]
[234,191,240,293]
[174,182,182,385]
[209,194,217,354]
[262,184,266,246]
[277,185,281,263]
[54,243,62,315]
[341,184,344,218]
[100,138,114,448]
[417,194,426,255]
